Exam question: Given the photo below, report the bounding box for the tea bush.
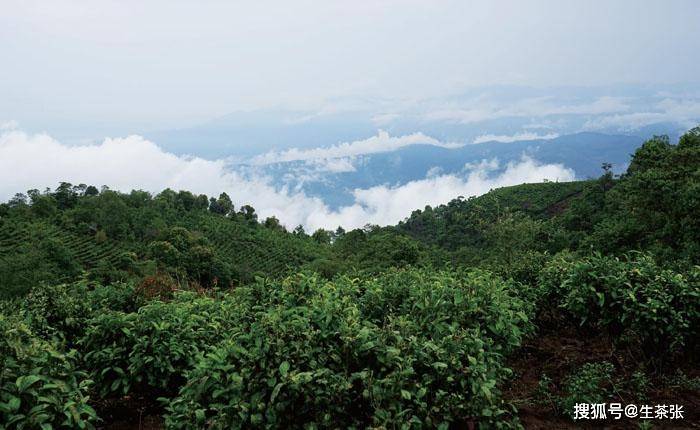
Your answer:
[535,361,616,419]
[80,292,245,397]
[542,253,700,353]
[164,269,531,429]
[0,314,97,429]
[18,283,94,345]
[559,362,615,418]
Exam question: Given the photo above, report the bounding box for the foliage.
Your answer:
[0,314,97,429]
[548,253,700,355]
[80,292,244,397]
[559,362,615,419]
[11,281,140,346]
[163,269,530,429]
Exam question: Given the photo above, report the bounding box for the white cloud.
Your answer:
[583,96,700,131]
[310,157,357,173]
[473,132,559,144]
[426,96,630,124]
[0,120,18,130]
[0,130,330,229]
[250,130,462,165]
[425,166,443,178]
[371,113,401,126]
[0,129,575,231]
[423,96,630,124]
[463,158,500,171]
[305,156,575,229]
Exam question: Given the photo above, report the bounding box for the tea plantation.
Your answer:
[1,128,699,428]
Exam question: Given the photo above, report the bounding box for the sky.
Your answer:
[1,1,699,230]
[2,0,700,132]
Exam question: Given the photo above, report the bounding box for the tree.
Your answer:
[53,182,78,209]
[84,185,99,196]
[239,205,257,223]
[176,190,197,211]
[195,194,209,210]
[311,229,331,245]
[208,197,223,215]
[293,225,307,237]
[209,193,234,216]
[264,216,285,232]
[28,189,57,218]
[217,193,234,216]
[9,193,27,207]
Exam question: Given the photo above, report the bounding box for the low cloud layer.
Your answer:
[0,129,575,231]
[423,96,630,124]
[473,132,559,144]
[250,130,462,165]
[584,97,700,131]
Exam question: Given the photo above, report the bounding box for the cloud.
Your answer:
[0,120,18,130]
[371,113,401,126]
[0,130,331,229]
[473,132,559,144]
[583,96,700,131]
[425,166,443,178]
[423,96,630,124]
[309,157,357,173]
[0,129,575,231]
[250,130,462,165]
[305,156,575,229]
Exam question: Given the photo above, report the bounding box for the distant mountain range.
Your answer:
[142,83,698,160]
[131,84,699,211]
[243,132,644,208]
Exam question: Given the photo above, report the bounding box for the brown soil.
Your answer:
[504,317,700,429]
[95,394,164,430]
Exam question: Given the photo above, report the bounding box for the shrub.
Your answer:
[559,362,615,418]
[164,269,530,429]
[16,281,140,346]
[0,314,97,429]
[80,292,243,397]
[543,253,700,354]
[18,283,94,345]
[536,250,578,303]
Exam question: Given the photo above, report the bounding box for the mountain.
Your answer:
[140,84,698,161]
[253,132,644,208]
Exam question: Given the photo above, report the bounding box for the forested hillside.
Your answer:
[1,128,699,429]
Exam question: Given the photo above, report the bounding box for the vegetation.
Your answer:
[1,127,699,428]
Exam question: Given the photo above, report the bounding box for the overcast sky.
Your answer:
[2,0,699,131]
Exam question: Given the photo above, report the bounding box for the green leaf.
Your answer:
[270,383,284,403]
[16,375,42,392]
[195,409,206,422]
[279,361,290,377]
[8,397,21,412]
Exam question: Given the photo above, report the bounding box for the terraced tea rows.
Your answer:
[0,222,30,254]
[192,217,324,277]
[0,221,127,268]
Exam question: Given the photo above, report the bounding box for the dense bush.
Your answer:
[15,281,140,346]
[80,292,244,397]
[164,269,531,429]
[0,314,97,429]
[542,253,700,353]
